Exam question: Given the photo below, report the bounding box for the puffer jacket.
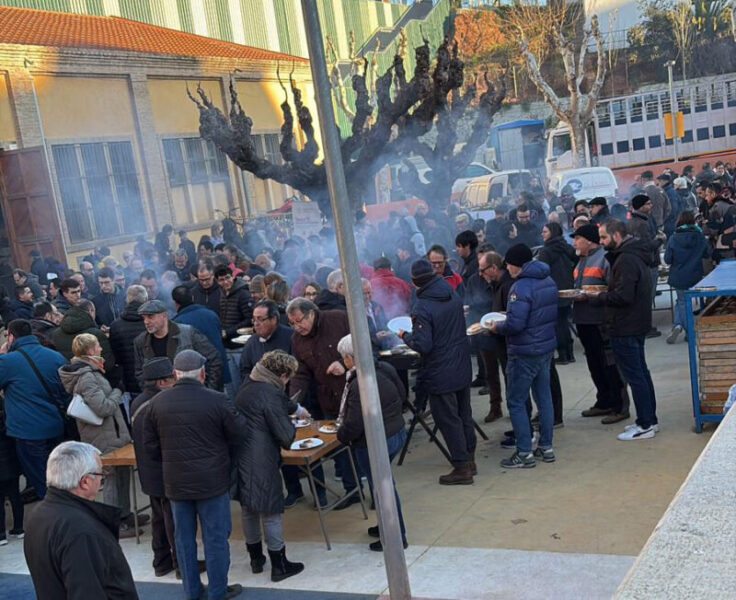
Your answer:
[234,380,295,514]
[191,281,222,317]
[665,225,710,289]
[109,303,146,394]
[219,278,254,343]
[143,379,246,501]
[627,210,660,266]
[496,261,557,356]
[337,362,406,448]
[403,276,472,394]
[58,358,129,453]
[537,237,576,306]
[602,237,653,337]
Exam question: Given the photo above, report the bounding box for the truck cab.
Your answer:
[545,122,597,177]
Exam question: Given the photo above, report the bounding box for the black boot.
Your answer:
[246,542,267,574]
[268,547,304,582]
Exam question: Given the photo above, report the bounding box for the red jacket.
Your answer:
[370,269,412,320]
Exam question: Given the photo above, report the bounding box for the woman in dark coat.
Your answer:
[234,350,304,583]
[336,334,408,552]
[538,222,577,363]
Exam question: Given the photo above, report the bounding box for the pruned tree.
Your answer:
[189,29,505,216]
[495,2,606,168]
[670,1,695,80]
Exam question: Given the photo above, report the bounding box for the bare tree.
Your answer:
[190,32,505,215]
[670,0,695,79]
[497,3,606,168]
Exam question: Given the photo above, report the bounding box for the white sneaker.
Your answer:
[618,425,655,440]
[0,538,7,547]
[624,423,660,433]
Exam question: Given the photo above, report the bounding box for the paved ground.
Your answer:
[1,309,713,599]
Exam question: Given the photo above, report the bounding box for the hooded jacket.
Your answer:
[219,277,254,342]
[370,269,412,320]
[30,318,59,349]
[172,303,230,384]
[537,237,576,306]
[315,288,347,311]
[10,299,33,320]
[24,487,138,600]
[109,303,146,394]
[52,306,115,369]
[627,210,661,266]
[403,276,472,394]
[191,281,222,317]
[602,237,653,337]
[664,225,710,289]
[58,358,129,453]
[496,261,558,356]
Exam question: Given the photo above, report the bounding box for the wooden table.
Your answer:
[282,420,367,550]
[101,443,146,544]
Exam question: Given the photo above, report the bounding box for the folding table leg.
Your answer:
[473,420,489,441]
[131,467,140,545]
[304,461,331,550]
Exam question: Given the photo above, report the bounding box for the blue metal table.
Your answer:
[685,260,736,432]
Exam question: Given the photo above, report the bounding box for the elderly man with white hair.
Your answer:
[23,441,138,600]
[314,268,347,311]
[335,334,409,552]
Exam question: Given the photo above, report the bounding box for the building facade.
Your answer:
[0,7,316,268]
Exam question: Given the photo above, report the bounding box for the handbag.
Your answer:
[16,348,80,441]
[67,393,103,426]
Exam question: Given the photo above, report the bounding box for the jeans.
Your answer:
[282,464,327,502]
[610,335,658,429]
[150,496,177,572]
[241,506,284,552]
[428,388,476,465]
[0,476,23,535]
[674,289,687,329]
[506,353,554,454]
[14,437,61,499]
[354,428,407,540]
[226,350,241,395]
[102,466,131,515]
[577,324,629,414]
[171,492,232,600]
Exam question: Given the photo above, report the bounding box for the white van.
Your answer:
[460,169,533,208]
[547,167,618,202]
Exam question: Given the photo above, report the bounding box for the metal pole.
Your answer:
[666,60,679,163]
[299,2,412,598]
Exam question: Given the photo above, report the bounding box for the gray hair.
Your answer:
[175,367,204,381]
[126,284,148,305]
[46,441,101,490]
[286,297,317,316]
[326,269,344,292]
[174,248,188,258]
[337,334,353,358]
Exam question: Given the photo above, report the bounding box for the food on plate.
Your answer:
[320,424,337,433]
[299,439,314,449]
[582,285,607,292]
[558,289,582,298]
[466,323,484,336]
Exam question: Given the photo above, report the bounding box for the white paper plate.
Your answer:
[481,312,507,328]
[231,334,251,345]
[292,419,311,428]
[318,424,338,434]
[387,316,412,334]
[290,437,324,450]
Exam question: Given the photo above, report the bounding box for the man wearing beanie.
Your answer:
[400,259,476,485]
[486,244,558,468]
[588,197,610,226]
[627,193,665,338]
[570,225,630,424]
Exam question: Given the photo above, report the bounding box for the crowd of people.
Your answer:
[0,157,734,599]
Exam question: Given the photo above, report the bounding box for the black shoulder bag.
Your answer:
[16,349,79,441]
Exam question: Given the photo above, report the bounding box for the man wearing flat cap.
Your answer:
[144,350,246,600]
[130,357,182,578]
[570,225,630,424]
[133,299,223,391]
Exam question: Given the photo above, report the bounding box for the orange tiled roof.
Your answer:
[0,6,308,63]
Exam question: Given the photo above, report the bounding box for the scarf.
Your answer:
[337,368,357,426]
[249,361,285,391]
[75,354,105,373]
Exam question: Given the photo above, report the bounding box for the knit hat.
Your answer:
[504,243,533,268]
[142,357,174,382]
[570,223,600,244]
[589,197,607,207]
[173,349,206,371]
[631,194,650,210]
[410,259,436,287]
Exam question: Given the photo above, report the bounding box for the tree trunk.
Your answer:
[570,121,588,169]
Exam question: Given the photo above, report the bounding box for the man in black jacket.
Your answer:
[144,350,245,600]
[598,220,659,442]
[92,267,125,327]
[455,230,479,285]
[193,261,222,317]
[24,441,138,599]
[30,301,61,349]
[130,357,195,578]
[216,265,254,390]
[400,260,475,485]
[110,284,148,395]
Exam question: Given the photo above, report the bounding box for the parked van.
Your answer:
[460,169,533,208]
[547,167,618,202]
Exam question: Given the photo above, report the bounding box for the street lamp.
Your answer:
[665,59,679,162]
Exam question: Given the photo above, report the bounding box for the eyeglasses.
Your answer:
[479,264,494,274]
[84,471,105,484]
[289,313,309,327]
[253,316,274,323]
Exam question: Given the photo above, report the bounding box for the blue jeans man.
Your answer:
[504,352,554,464]
[170,492,232,600]
[15,437,61,499]
[610,335,658,429]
